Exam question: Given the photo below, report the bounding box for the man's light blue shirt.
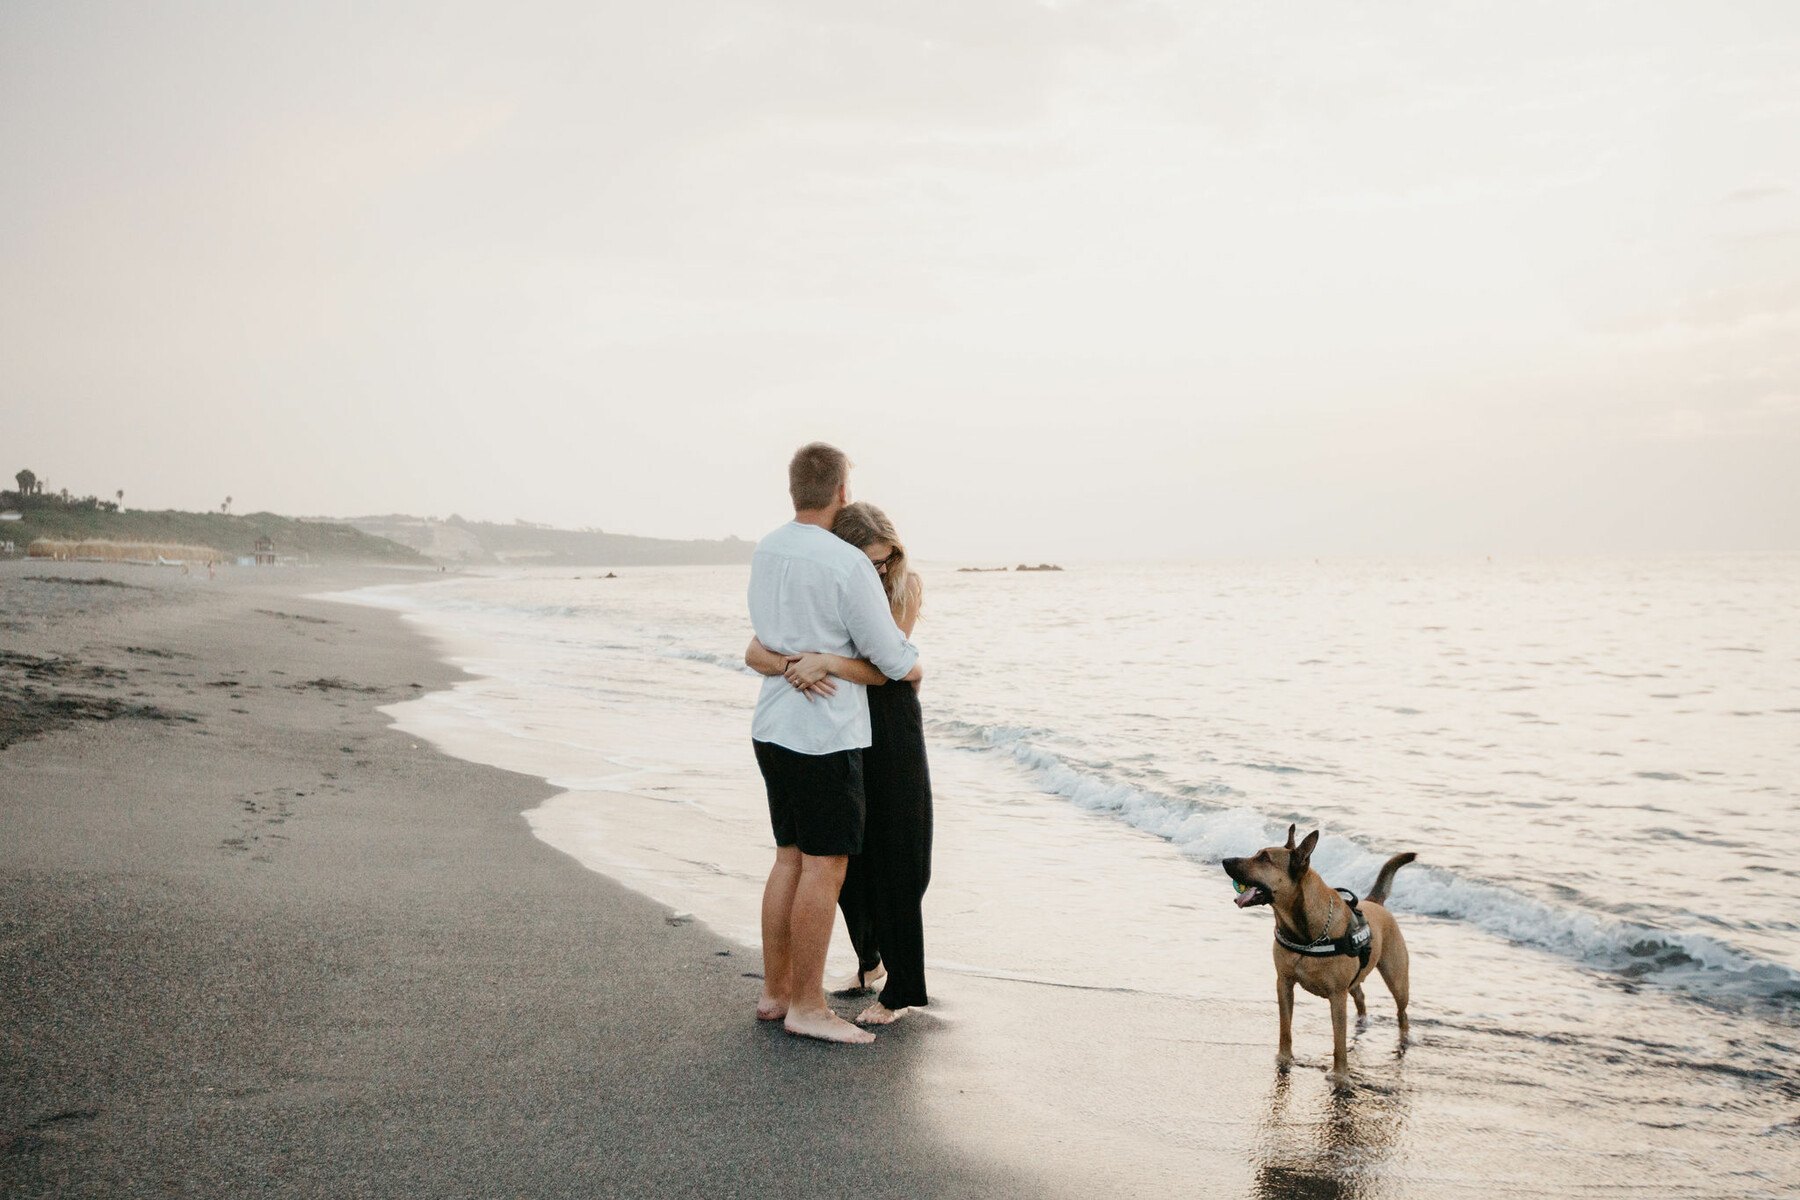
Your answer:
[748,521,919,755]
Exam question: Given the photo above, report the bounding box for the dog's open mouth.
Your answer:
[1232,882,1272,909]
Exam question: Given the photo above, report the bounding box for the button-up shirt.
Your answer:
[748,520,919,754]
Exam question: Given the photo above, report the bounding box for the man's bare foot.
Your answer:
[756,995,788,1021]
[856,1001,907,1026]
[827,965,886,996]
[784,1007,876,1044]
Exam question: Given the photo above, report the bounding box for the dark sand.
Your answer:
[0,564,1060,1197]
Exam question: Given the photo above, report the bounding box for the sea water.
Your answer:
[326,554,1800,1193]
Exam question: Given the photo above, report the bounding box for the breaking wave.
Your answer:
[932,718,1800,1007]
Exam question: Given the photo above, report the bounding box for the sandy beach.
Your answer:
[5,561,1794,1199]
[1,565,1308,1198]
[0,564,1070,1197]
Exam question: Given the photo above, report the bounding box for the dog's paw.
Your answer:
[1324,1067,1354,1090]
[1275,1051,1294,1072]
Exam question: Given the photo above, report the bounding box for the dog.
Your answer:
[1222,826,1415,1083]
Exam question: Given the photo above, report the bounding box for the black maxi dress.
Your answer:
[839,677,932,1010]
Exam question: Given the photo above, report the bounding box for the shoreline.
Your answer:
[312,576,1283,1191]
[306,566,1800,1197]
[0,562,1061,1197]
[7,561,1795,1197]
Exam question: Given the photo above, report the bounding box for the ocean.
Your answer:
[327,553,1800,1195]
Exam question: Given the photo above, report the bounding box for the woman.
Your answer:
[745,501,931,1026]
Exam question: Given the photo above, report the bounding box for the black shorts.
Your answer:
[753,740,865,857]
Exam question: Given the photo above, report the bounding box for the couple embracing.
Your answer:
[744,442,933,1044]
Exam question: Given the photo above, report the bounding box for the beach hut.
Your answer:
[253,536,277,566]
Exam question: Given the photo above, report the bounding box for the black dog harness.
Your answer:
[1274,888,1372,972]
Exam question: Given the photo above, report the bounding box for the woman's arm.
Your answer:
[782,653,922,693]
[751,638,900,700]
[784,652,889,690]
[751,638,880,699]
[744,636,796,677]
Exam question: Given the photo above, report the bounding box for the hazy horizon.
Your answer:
[5,2,1797,561]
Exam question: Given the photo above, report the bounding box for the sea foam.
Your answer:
[937,719,1800,1005]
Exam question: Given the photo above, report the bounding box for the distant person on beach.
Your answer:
[748,502,931,1026]
[745,443,921,1044]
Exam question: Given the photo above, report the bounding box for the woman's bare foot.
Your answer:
[827,964,887,996]
[756,995,788,1021]
[783,1006,876,1044]
[855,1001,907,1026]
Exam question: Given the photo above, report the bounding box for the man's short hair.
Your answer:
[789,442,851,511]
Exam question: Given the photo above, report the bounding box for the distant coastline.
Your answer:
[344,514,755,567]
[0,491,422,565]
[2,475,754,568]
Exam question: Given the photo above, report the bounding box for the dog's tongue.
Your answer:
[1234,888,1268,909]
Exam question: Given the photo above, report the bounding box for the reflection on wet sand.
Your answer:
[1252,1056,1413,1200]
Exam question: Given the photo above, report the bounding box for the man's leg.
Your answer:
[783,852,874,1044]
[757,845,803,1020]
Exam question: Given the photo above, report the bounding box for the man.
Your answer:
[747,443,921,1044]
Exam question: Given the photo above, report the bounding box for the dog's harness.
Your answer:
[1274,888,1372,972]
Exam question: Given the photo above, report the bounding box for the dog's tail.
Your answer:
[1367,852,1417,905]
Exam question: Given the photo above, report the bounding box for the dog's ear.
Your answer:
[1290,829,1320,879]
[1285,824,1297,850]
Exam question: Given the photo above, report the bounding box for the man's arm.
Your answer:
[837,561,919,682]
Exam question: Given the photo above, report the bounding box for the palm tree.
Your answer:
[221,496,232,514]
[115,489,124,510]
[14,469,35,497]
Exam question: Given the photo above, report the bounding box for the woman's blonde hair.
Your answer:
[832,501,920,625]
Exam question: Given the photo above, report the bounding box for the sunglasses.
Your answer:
[871,551,899,572]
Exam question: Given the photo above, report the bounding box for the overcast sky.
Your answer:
[3,1,1797,560]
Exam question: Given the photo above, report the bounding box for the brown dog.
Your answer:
[1222,826,1416,1082]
